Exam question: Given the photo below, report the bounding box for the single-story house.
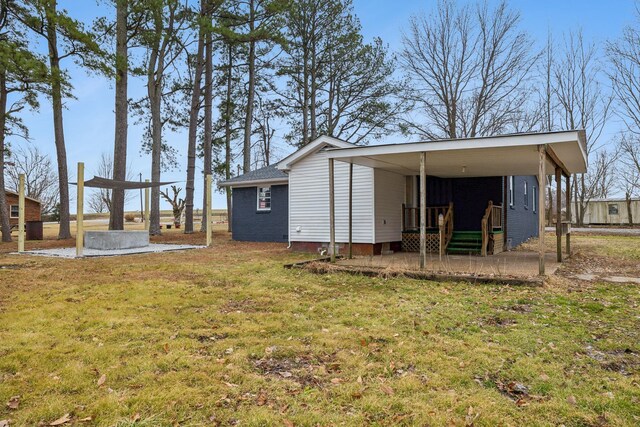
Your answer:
[573,198,640,225]
[4,190,42,228]
[220,131,587,274]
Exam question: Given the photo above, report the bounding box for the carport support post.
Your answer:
[329,158,336,263]
[538,146,546,275]
[76,162,84,258]
[144,179,150,231]
[565,174,571,256]
[348,162,353,259]
[419,152,427,270]
[555,166,562,263]
[206,174,212,247]
[18,174,25,253]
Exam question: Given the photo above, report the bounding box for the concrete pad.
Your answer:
[337,251,561,279]
[85,230,149,250]
[575,274,598,281]
[603,276,640,284]
[22,243,205,259]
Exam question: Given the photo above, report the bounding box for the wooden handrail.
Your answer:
[481,201,493,257]
[481,201,503,256]
[403,205,450,231]
[439,202,454,255]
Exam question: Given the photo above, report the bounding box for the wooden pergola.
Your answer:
[325,131,587,276]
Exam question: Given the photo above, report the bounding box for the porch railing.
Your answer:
[402,204,450,231]
[481,201,503,256]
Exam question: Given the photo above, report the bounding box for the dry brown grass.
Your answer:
[0,230,638,426]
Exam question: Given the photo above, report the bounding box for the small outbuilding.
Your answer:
[4,189,43,239]
[4,190,42,227]
[574,198,640,225]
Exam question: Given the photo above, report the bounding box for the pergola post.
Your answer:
[538,146,546,275]
[76,162,84,258]
[329,158,336,263]
[144,179,150,231]
[348,162,353,260]
[565,174,571,256]
[555,166,562,263]
[18,174,25,253]
[419,152,427,270]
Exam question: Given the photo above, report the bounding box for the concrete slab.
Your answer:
[337,251,561,278]
[22,243,205,259]
[85,230,149,250]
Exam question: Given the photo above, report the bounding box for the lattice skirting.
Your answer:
[402,233,440,252]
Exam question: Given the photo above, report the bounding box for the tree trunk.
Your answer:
[185,0,206,234]
[243,19,256,172]
[46,0,71,240]
[201,12,213,233]
[0,70,11,242]
[110,0,128,231]
[627,192,633,226]
[224,43,233,232]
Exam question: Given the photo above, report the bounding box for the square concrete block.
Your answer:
[84,230,150,250]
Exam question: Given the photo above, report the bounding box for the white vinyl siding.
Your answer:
[289,148,375,243]
[374,169,404,243]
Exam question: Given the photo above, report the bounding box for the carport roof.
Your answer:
[326,130,587,177]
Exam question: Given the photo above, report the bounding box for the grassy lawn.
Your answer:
[0,231,639,426]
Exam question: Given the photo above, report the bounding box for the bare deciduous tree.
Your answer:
[554,30,613,225]
[400,0,538,139]
[160,185,185,227]
[5,146,59,215]
[86,152,134,213]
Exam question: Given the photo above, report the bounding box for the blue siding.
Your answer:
[231,185,288,243]
[423,176,503,231]
[506,176,539,248]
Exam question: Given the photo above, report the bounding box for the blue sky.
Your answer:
[9,0,638,212]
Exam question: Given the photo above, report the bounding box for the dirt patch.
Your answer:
[585,345,640,376]
[253,353,338,388]
[195,333,229,343]
[479,315,517,327]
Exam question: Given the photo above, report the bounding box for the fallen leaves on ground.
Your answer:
[49,413,71,426]
[6,396,19,410]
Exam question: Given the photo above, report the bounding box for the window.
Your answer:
[608,204,619,215]
[532,187,537,213]
[10,205,19,218]
[509,176,515,208]
[524,181,529,208]
[257,186,271,211]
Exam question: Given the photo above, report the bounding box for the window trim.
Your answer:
[524,181,529,209]
[509,176,515,208]
[608,203,619,215]
[532,186,537,213]
[256,186,272,212]
[9,204,19,219]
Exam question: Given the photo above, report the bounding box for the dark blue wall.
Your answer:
[506,176,539,248]
[424,176,503,231]
[231,184,288,243]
